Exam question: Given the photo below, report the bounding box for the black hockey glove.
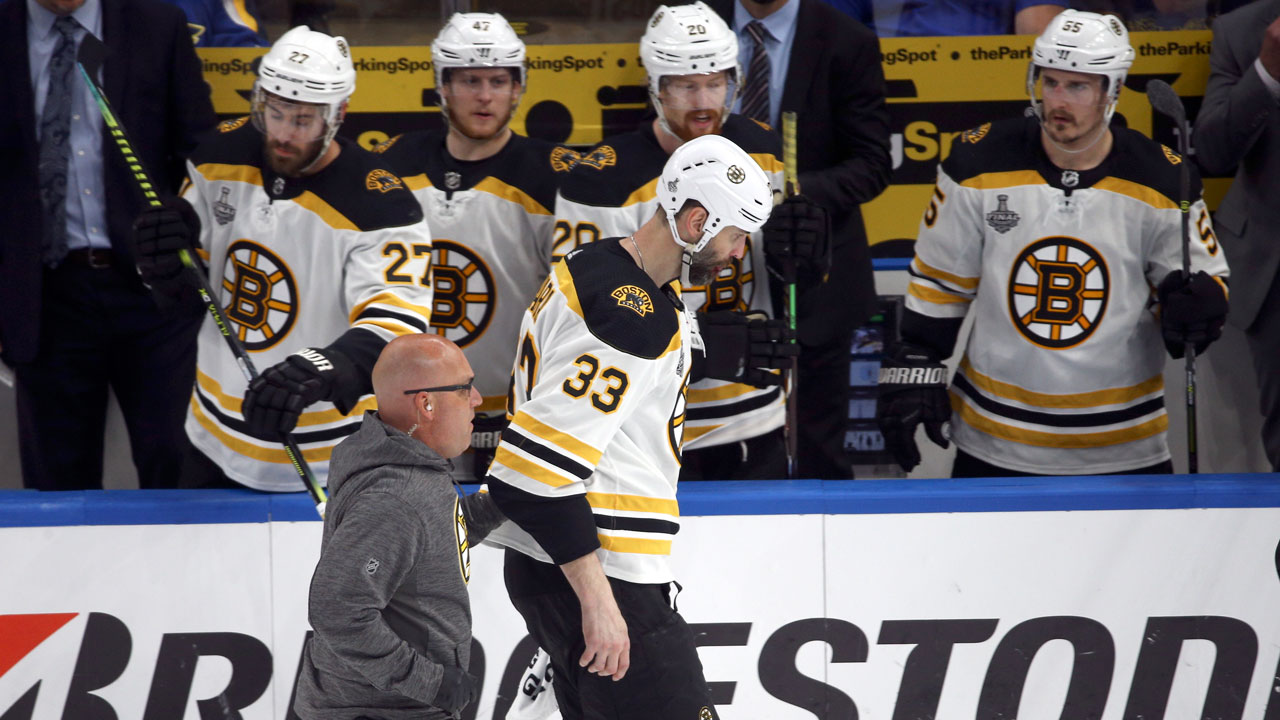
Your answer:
[432,666,479,713]
[763,195,831,283]
[132,197,202,307]
[697,310,797,388]
[469,412,509,482]
[876,343,950,473]
[242,347,361,437]
[1157,270,1228,359]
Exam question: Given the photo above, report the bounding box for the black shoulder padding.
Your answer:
[563,239,680,360]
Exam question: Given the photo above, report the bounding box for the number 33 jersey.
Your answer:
[180,120,433,491]
[484,239,692,585]
[907,116,1229,474]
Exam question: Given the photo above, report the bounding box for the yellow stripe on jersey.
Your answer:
[554,260,585,321]
[621,178,659,208]
[1093,178,1178,210]
[913,257,980,291]
[293,191,359,231]
[195,162,359,230]
[597,534,672,555]
[353,317,422,338]
[909,282,972,305]
[196,368,376,425]
[1212,276,1229,299]
[473,177,553,216]
[586,492,680,517]
[510,411,604,465]
[492,445,576,488]
[951,394,1169,448]
[190,397,338,463]
[682,424,720,442]
[959,170,1045,190]
[750,152,785,174]
[959,358,1162,408]
[348,291,433,326]
[688,382,763,403]
[403,174,430,191]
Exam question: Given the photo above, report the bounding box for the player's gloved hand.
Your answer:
[133,197,200,289]
[697,310,797,388]
[876,342,950,472]
[432,666,479,713]
[469,412,509,481]
[1157,270,1228,359]
[763,195,831,283]
[242,347,360,437]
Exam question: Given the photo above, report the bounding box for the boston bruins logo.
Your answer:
[366,169,404,193]
[221,240,298,351]
[217,116,249,133]
[454,497,471,583]
[430,240,495,348]
[1008,236,1109,349]
[612,285,653,316]
[669,370,689,463]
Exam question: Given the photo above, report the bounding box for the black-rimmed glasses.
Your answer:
[403,378,474,395]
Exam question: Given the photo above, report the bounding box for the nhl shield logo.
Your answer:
[612,285,654,316]
[444,171,462,190]
[985,194,1020,234]
[213,187,236,226]
[365,558,380,575]
[1061,170,1079,188]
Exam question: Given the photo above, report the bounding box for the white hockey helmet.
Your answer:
[1027,10,1134,123]
[251,26,355,163]
[659,134,772,256]
[432,13,527,97]
[641,2,740,131]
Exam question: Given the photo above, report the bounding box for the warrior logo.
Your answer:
[986,194,1020,234]
[612,285,654,316]
[549,146,581,173]
[726,165,746,184]
[454,498,471,583]
[213,187,236,226]
[578,146,618,170]
[217,116,249,133]
[366,169,404,193]
[221,240,298,351]
[430,240,495,348]
[1008,236,1109,349]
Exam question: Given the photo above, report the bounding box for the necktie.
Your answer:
[740,21,771,125]
[38,15,80,267]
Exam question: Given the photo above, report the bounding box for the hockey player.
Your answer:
[375,12,572,482]
[486,134,773,719]
[877,10,1230,477]
[132,26,433,491]
[553,1,819,480]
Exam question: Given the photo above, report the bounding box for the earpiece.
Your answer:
[426,404,433,411]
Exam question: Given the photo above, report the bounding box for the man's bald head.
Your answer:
[373,334,480,458]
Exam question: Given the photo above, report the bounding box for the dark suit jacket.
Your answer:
[710,0,893,346]
[0,0,215,364]
[1193,0,1280,330]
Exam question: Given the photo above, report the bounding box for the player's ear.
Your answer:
[686,206,708,237]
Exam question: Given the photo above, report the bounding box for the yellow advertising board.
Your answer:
[198,30,1218,255]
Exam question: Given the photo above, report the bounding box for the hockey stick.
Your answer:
[76,35,329,511]
[1145,79,1197,474]
[780,111,800,479]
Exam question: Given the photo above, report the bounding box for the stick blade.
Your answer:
[1145,79,1185,123]
[76,31,107,77]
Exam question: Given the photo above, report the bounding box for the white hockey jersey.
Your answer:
[484,239,692,585]
[182,120,433,491]
[553,116,786,450]
[906,117,1229,474]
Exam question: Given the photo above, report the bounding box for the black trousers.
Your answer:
[14,263,199,489]
[680,427,786,480]
[1245,273,1280,471]
[952,449,1175,478]
[503,550,719,720]
[796,329,854,479]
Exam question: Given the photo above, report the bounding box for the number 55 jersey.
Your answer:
[906,116,1229,474]
[180,120,433,491]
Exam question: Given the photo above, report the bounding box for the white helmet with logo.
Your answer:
[251,26,355,164]
[641,2,740,133]
[432,13,527,100]
[1027,10,1134,123]
[659,134,772,258]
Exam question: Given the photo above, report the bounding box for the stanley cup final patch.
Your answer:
[985,194,1019,234]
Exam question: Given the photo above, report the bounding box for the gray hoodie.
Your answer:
[293,411,505,720]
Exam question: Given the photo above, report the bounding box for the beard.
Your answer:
[687,247,732,286]
[666,107,725,143]
[447,104,515,142]
[264,137,325,177]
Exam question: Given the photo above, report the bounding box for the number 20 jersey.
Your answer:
[181,120,433,491]
[907,116,1229,474]
[484,239,692,585]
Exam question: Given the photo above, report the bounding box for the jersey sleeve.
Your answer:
[489,301,658,500]
[1144,195,1231,289]
[905,164,985,321]
[181,159,212,262]
[343,217,434,340]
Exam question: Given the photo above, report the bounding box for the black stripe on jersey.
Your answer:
[355,307,429,333]
[907,265,970,296]
[593,513,680,536]
[501,426,593,480]
[195,388,361,444]
[686,386,782,421]
[952,375,1165,428]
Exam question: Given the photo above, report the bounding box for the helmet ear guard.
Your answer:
[640,1,741,138]
[1026,10,1133,124]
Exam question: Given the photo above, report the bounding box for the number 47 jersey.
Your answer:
[908,117,1228,475]
[484,238,692,585]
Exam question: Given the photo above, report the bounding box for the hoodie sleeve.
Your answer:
[307,492,447,705]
